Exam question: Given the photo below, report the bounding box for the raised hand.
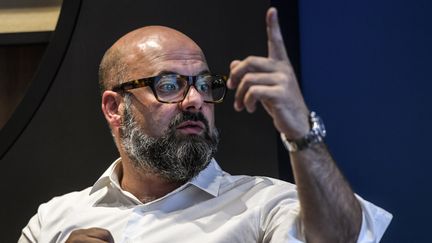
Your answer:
[227,7,310,140]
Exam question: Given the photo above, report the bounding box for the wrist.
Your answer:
[282,110,310,141]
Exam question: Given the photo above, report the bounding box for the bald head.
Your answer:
[98,26,206,92]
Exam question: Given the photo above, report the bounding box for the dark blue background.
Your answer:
[277,0,432,241]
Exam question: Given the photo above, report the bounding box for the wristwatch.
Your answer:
[281,111,326,152]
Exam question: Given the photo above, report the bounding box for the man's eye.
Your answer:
[157,82,179,92]
[196,81,211,93]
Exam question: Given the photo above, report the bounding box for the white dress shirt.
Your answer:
[19,158,392,243]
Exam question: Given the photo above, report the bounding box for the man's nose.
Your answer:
[179,86,204,112]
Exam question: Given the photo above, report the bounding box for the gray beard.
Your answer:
[120,94,219,183]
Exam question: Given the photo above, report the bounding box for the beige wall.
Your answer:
[0,0,62,33]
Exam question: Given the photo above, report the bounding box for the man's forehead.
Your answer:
[145,51,206,64]
[127,57,209,78]
[157,70,211,75]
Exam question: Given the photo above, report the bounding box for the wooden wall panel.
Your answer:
[0,44,47,129]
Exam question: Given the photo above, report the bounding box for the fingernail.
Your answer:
[273,9,278,21]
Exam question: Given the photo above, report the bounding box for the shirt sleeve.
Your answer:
[18,212,41,243]
[355,195,393,243]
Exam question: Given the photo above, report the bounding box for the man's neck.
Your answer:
[119,157,183,204]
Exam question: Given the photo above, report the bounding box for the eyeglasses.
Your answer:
[112,74,227,104]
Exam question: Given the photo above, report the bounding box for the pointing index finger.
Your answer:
[266,7,289,61]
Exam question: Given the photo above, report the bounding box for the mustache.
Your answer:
[168,111,210,132]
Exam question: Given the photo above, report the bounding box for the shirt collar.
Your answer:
[90,158,223,197]
[90,158,122,195]
[188,158,222,197]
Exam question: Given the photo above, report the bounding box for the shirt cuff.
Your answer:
[355,195,393,242]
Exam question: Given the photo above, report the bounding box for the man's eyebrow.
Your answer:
[198,70,211,75]
[157,71,177,76]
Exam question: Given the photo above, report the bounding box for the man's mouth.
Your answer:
[176,120,205,135]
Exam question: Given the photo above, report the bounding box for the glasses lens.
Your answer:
[194,76,225,102]
[154,75,187,102]
[212,76,227,102]
[195,75,226,102]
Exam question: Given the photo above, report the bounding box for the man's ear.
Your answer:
[101,91,122,128]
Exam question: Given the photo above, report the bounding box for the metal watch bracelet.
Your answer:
[280,111,326,152]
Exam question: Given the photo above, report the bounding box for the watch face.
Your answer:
[312,113,326,138]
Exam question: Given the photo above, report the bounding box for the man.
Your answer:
[19,7,391,243]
